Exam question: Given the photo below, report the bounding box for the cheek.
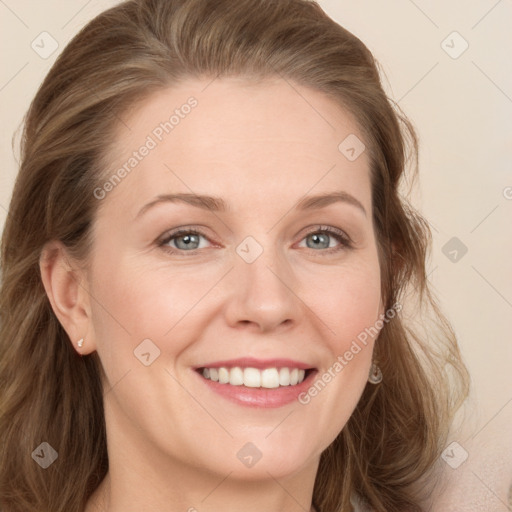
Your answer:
[294,254,382,437]
[87,252,218,374]
[305,254,382,352]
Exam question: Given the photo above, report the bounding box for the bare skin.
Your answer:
[41,77,383,512]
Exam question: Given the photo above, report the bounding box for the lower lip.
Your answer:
[196,370,317,408]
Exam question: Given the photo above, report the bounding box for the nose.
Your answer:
[223,244,302,333]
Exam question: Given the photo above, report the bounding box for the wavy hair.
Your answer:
[0,0,469,510]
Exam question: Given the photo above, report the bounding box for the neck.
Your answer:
[86,470,318,512]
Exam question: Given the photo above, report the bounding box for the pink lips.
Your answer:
[194,357,317,408]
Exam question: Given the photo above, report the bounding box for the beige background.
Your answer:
[1,1,511,510]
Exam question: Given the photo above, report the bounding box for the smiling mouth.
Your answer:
[197,366,314,388]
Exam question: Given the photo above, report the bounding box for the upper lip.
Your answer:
[195,357,315,370]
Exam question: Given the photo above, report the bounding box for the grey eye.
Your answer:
[173,233,201,250]
[305,233,331,249]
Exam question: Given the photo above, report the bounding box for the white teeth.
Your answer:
[218,367,230,384]
[200,366,308,388]
[229,367,244,386]
[261,368,280,388]
[279,367,290,386]
[244,368,261,388]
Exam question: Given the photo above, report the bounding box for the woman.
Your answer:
[0,0,469,510]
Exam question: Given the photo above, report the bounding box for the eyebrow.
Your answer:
[135,191,366,219]
[135,193,227,219]
[296,191,367,217]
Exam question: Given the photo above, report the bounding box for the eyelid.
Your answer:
[301,224,351,241]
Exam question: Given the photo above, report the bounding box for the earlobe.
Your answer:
[39,241,96,354]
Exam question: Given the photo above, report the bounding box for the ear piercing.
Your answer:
[77,338,84,348]
[368,362,383,384]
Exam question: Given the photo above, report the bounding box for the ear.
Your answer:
[39,240,96,355]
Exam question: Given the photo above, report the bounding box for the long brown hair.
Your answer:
[0,0,469,510]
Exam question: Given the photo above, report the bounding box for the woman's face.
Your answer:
[86,77,383,481]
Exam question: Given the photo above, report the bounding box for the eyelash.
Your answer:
[158,225,353,255]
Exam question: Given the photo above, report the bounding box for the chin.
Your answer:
[203,433,321,481]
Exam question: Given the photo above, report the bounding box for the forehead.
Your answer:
[100,77,371,216]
